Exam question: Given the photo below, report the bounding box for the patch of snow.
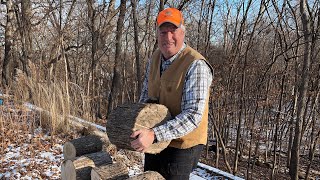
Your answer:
[4,172,11,178]
[40,151,56,161]
[128,165,143,177]
[21,176,32,180]
[44,170,54,177]
[6,151,20,159]
[190,173,207,180]
[197,163,245,180]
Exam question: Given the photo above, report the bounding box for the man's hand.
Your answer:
[130,129,155,152]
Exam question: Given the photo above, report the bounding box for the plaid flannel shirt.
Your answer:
[139,43,213,141]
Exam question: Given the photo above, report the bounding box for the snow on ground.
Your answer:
[1,125,230,180]
[1,128,63,179]
[1,103,242,179]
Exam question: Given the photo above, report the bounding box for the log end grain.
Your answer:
[63,141,76,161]
[106,103,171,154]
[61,160,76,180]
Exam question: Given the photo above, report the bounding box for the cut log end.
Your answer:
[61,160,76,180]
[63,141,76,160]
[106,103,171,154]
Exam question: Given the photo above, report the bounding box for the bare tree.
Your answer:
[2,0,16,87]
[107,0,126,114]
[290,0,313,179]
[18,0,32,75]
[131,0,141,99]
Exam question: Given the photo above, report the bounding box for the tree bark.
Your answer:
[289,1,312,179]
[63,135,104,160]
[2,0,16,86]
[131,0,142,99]
[107,0,126,114]
[91,163,129,180]
[20,0,32,75]
[61,151,112,180]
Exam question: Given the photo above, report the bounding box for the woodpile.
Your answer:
[61,151,113,180]
[61,135,165,180]
[61,103,171,179]
[106,103,171,154]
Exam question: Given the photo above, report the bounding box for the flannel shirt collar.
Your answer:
[161,43,187,65]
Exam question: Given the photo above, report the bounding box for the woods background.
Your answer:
[0,0,319,179]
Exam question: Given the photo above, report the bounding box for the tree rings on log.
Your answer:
[63,135,104,160]
[106,103,171,154]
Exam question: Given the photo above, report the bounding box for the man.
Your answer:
[130,7,213,179]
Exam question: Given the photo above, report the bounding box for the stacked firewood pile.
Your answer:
[61,103,171,180]
[61,135,164,180]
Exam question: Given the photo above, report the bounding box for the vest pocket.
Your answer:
[159,80,181,116]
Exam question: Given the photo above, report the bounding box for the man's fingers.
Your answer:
[130,130,141,138]
[131,139,139,147]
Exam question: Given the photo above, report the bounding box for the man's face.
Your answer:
[157,23,185,59]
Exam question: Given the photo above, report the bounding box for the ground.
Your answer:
[1,105,320,179]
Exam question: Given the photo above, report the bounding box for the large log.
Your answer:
[63,135,104,160]
[127,171,165,180]
[61,151,112,180]
[106,103,171,154]
[91,163,129,180]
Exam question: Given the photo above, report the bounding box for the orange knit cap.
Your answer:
[157,8,184,27]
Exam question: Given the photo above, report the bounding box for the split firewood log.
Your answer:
[127,171,165,180]
[106,103,171,154]
[63,135,104,160]
[91,163,129,180]
[61,151,112,180]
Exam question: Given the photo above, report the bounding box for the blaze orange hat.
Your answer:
[157,8,184,27]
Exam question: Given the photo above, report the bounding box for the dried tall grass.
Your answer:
[12,61,91,134]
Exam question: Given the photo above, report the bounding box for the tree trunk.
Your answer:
[205,0,216,56]
[209,113,232,173]
[271,63,287,179]
[289,1,312,179]
[196,0,205,51]
[107,0,126,114]
[2,0,16,86]
[131,0,142,100]
[20,0,32,75]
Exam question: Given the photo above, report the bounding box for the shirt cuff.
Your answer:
[152,126,163,142]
